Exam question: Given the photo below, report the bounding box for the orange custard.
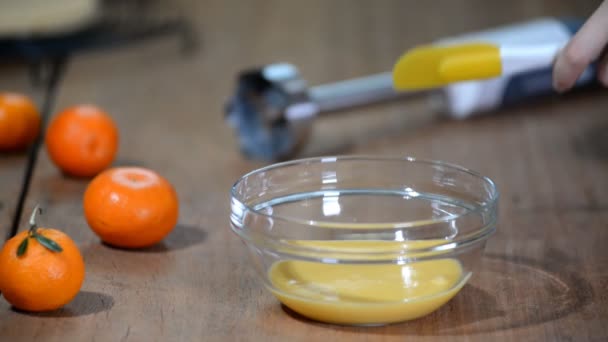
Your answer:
[268,241,467,325]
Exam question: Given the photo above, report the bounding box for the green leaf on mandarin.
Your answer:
[16,237,28,257]
[34,234,63,253]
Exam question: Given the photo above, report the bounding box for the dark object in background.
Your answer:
[0,0,196,85]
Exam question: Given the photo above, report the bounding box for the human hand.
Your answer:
[553,1,608,92]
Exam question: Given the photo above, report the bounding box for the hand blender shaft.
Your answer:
[224,63,426,161]
[309,72,411,113]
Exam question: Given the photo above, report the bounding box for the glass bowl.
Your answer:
[230,156,498,326]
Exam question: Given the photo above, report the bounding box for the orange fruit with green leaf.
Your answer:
[0,206,85,312]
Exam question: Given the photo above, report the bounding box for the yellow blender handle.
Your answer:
[392,43,502,90]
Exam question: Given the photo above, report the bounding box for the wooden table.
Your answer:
[1,1,606,340]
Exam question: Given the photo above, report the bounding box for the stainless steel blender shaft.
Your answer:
[225,64,427,160]
[309,72,404,112]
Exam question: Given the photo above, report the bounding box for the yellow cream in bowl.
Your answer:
[267,240,467,325]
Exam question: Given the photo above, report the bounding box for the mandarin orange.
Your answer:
[83,167,179,248]
[0,92,40,151]
[45,105,118,177]
[0,207,85,312]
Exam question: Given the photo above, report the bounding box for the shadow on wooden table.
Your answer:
[298,100,435,159]
[278,249,593,336]
[102,223,207,253]
[573,120,608,162]
[11,291,114,318]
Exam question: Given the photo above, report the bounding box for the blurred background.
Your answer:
[0,0,603,168]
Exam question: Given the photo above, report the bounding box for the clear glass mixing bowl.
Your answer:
[230,156,498,326]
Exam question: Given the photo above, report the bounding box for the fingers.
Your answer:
[553,0,608,92]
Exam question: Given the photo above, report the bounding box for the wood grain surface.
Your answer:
[0,65,38,240]
[0,0,607,341]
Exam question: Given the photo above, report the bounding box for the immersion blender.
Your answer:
[225,17,597,160]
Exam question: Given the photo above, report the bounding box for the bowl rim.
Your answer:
[230,155,499,254]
